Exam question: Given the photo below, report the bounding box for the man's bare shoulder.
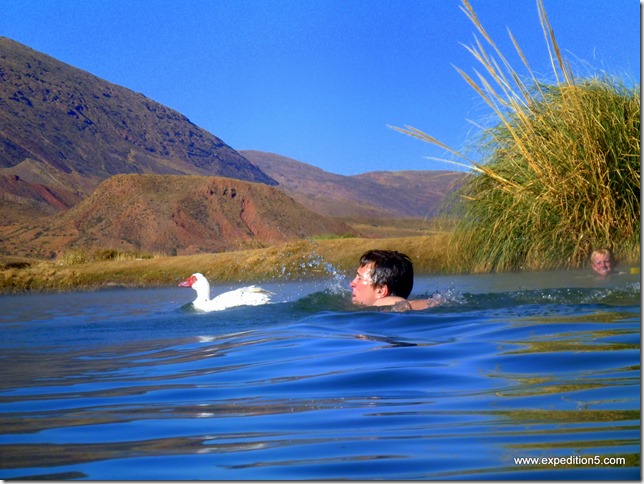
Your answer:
[373,296,407,307]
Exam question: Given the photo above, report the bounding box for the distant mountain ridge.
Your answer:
[0,37,274,202]
[0,37,465,258]
[241,150,465,219]
[1,175,355,257]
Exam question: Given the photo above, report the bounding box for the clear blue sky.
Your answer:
[1,0,639,175]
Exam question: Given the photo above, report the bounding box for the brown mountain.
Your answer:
[240,150,466,219]
[1,174,355,257]
[0,37,275,222]
[0,37,464,260]
[0,174,83,224]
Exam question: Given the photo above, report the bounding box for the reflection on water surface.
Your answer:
[0,270,640,480]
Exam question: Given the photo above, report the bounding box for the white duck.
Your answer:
[178,273,272,312]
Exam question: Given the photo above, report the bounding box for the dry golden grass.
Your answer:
[341,217,453,238]
[392,0,640,272]
[0,233,454,293]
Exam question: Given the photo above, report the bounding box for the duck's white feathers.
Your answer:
[179,273,272,312]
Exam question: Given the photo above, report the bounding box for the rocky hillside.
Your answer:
[1,174,355,257]
[241,150,466,219]
[0,37,466,260]
[0,37,275,222]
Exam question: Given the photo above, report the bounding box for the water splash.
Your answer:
[277,246,348,294]
[267,245,352,306]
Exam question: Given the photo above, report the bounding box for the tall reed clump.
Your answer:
[393,0,640,272]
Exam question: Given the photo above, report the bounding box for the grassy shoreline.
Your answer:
[0,234,456,294]
[2,233,640,294]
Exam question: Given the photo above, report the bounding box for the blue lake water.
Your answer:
[0,270,640,480]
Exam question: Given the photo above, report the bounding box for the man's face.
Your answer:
[592,254,614,276]
[350,264,379,306]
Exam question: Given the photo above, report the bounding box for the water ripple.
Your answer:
[0,273,640,479]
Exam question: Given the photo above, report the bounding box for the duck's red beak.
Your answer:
[178,275,197,287]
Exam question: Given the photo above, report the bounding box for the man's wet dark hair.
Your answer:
[359,250,414,298]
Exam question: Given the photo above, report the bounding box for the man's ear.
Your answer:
[375,284,390,298]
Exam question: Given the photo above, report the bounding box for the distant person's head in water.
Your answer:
[590,248,617,276]
[350,250,414,308]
